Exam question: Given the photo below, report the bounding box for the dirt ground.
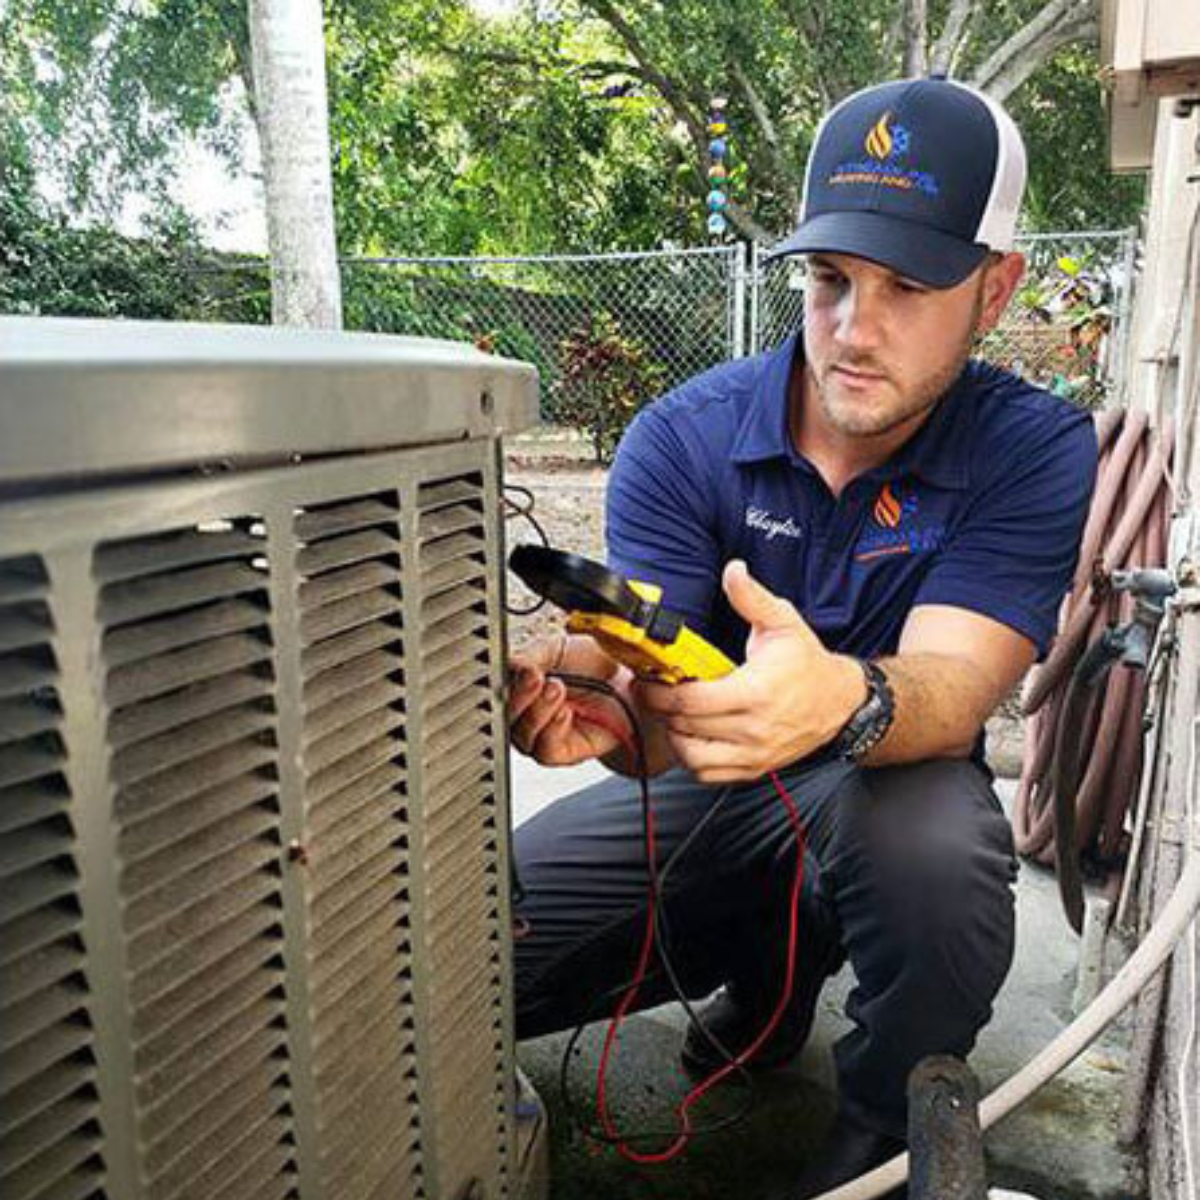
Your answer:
[504,457,608,652]
[501,454,1025,777]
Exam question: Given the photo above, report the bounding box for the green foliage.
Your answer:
[0,167,264,321]
[341,266,469,339]
[1006,49,1144,232]
[981,246,1120,409]
[554,313,666,463]
[1,1,1147,263]
[1,0,249,216]
[325,4,686,254]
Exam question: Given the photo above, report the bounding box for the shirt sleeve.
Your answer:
[913,410,1098,658]
[604,403,724,638]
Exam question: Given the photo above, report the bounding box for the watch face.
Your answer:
[852,714,888,757]
[835,661,895,759]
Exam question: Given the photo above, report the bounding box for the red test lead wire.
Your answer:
[567,696,808,1165]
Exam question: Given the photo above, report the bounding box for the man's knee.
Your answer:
[826,759,1017,1028]
[826,759,1016,942]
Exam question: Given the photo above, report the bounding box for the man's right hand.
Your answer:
[507,634,624,766]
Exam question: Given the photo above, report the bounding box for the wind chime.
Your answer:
[706,97,729,237]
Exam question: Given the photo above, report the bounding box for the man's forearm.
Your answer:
[620,649,1000,778]
[860,652,1000,766]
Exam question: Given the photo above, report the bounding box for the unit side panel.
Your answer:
[413,462,512,1200]
[95,520,301,1200]
[0,551,111,1200]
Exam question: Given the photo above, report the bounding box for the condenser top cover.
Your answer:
[0,317,540,484]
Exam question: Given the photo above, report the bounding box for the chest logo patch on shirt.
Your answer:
[855,483,944,563]
[745,505,804,542]
[872,482,913,529]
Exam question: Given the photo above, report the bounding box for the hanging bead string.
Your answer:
[706,96,729,238]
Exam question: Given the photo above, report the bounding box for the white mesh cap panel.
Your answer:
[949,80,1028,251]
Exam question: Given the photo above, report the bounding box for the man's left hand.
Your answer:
[634,560,867,783]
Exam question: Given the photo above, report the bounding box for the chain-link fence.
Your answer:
[189,247,739,458]
[751,229,1138,409]
[190,230,1134,457]
[344,248,744,461]
[191,247,744,462]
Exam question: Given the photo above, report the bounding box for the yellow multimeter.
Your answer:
[509,544,735,684]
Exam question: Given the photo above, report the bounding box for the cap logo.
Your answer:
[827,110,936,196]
[864,114,892,159]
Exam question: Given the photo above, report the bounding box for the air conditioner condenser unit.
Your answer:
[0,317,543,1200]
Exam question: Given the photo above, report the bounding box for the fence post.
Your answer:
[731,242,748,359]
[1111,225,1140,404]
[748,241,761,357]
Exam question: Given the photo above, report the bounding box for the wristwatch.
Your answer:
[832,659,895,761]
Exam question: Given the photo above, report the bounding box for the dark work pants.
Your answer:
[512,756,1018,1139]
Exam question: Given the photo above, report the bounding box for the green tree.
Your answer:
[0,0,251,216]
[1,0,1142,254]
[561,0,1141,239]
[1006,47,1144,231]
[325,5,686,253]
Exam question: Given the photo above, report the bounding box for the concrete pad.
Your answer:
[510,757,1144,1200]
[510,757,608,828]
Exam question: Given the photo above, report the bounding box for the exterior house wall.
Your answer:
[1121,98,1200,1200]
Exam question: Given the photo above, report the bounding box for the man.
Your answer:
[508,77,1097,1195]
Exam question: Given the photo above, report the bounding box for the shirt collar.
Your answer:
[729,333,801,465]
[729,329,975,491]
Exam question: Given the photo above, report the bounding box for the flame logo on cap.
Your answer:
[865,113,895,160]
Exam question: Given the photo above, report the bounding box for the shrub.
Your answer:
[553,312,665,464]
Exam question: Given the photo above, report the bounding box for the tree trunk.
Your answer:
[248,0,342,329]
[969,0,1097,103]
[928,0,975,77]
[902,0,928,78]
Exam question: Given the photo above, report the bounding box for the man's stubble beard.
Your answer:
[814,284,985,439]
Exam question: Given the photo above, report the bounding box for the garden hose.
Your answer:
[1013,407,1175,926]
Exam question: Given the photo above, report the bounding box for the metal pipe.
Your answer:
[731,242,748,360]
[907,1058,988,1200]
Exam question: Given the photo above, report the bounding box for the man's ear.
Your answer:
[976,252,1025,335]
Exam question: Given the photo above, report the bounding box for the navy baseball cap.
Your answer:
[770,78,1027,287]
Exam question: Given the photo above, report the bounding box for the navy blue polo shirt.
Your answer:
[606,332,1097,666]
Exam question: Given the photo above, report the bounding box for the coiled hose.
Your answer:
[1013,407,1175,926]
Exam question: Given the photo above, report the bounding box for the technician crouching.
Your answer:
[507,76,1098,1196]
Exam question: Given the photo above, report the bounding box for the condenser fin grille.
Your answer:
[0,555,108,1200]
[95,524,298,1200]
[2,436,519,1200]
[295,492,426,1200]
[416,473,509,1197]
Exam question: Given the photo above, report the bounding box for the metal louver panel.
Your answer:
[2,437,523,1200]
[95,523,298,1200]
[296,492,426,1200]
[0,554,108,1200]
[2,326,538,1200]
[415,473,509,1200]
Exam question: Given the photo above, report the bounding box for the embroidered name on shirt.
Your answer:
[745,506,804,542]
